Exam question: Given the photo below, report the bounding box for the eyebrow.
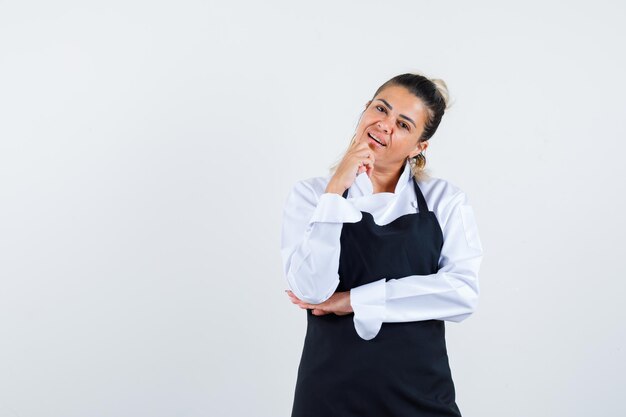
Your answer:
[375,98,416,128]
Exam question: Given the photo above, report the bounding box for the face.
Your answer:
[354,85,429,169]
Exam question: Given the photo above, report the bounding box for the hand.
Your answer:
[325,139,375,194]
[285,290,353,316]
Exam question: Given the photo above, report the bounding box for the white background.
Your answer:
[1,1,625,416]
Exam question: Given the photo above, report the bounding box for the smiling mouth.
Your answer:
[368,132,386,147]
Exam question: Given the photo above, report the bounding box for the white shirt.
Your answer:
[280,160,484,341]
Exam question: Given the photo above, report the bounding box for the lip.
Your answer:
[367,130,388,147]
[367,136,385,149]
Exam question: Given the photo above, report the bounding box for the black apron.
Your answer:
[291,176,462,417]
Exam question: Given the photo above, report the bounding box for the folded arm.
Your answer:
[350,191,484,340]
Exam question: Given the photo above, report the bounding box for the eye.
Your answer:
[375,105,387,113]
[399,121,409,130]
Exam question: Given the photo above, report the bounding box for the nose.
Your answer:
[377,120,390,133]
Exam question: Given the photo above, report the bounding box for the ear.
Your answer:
[365,100,372,110]
[408,141,428,158]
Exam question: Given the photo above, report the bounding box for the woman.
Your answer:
[280,73,484,416]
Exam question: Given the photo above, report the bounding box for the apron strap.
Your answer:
[412,176,429,213]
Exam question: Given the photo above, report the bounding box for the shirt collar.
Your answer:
[353,159,413,196]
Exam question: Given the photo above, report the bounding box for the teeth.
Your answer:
[368,132,385,146]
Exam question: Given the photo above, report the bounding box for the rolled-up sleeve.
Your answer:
[350,190,484,340]
[280,180,362,304]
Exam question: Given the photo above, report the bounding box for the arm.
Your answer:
[280,179,362,304]
[350,190,484,340]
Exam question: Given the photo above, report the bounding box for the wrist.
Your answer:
[325,180,346,195]
[347,291,353,313]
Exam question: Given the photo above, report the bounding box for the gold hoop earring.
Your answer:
[409,152,425,168]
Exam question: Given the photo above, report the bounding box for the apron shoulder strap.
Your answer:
[413,177,429,213]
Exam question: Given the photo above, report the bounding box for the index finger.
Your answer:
[350,137,371,152]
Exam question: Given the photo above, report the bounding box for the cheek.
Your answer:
[396,135,419,151]
[356,116,374,133]
[362,109,380,122]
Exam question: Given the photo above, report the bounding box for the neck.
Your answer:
[370,162,405,194]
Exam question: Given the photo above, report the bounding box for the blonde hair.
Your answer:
[329,72,451,183]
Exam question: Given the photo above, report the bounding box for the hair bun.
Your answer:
[430,78,452,110]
